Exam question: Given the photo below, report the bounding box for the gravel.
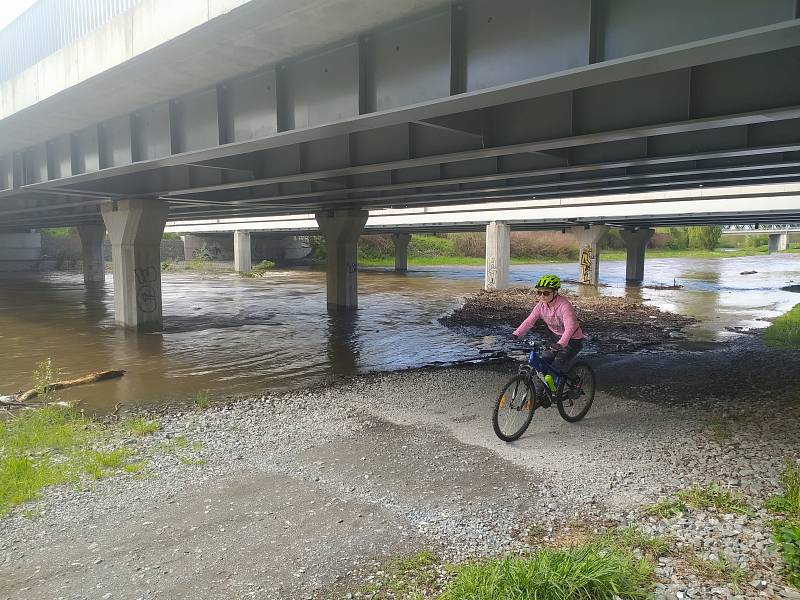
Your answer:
[0,341,798,599]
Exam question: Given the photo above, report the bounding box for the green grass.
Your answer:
[766,459,800,519]
[594,526,672,558]
[766,459,800,587]
[123,417,161,436]
[686,552,748,591]
[194,390,210,410]
[771,520,800,588]
[646,484,750,518]
[764,304,800,349]
[440,543,654,600]
[0,407,144,516]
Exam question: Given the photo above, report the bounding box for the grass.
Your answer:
[686,552,748,591]
[123,417,161,436]
[646,483,750,518]
[764,303,800,349]
[766,459,800,587]
[766,459,800,519]
[0,406,144,516]
[440,543,654,600]
[194,390,210,410]
[594,526,672,558]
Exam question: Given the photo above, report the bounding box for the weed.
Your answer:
[706,420,732,442]
[766,459,800,519]
[359,551,443,599]
[764,303,800,349]
[686,552,748,591]
[124,417,161,436]
[645,498,687,519]
[32,358,61,404]
[677,484,751,515]
[194,390,210,411]
[440,543,654,600]
[594,526,672,558]
[771,520,800,588]
[81,448,133,479]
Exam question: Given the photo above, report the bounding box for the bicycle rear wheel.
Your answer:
[492,375,535,442]
[556,361,595,423]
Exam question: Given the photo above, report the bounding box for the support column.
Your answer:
[76,224,106,284]
[572,225,609,286]
[234,230,252,272]
[392,233,411,273]
[768,233,789,253]
[620,228,654,284]
[101,199,169,332]
[485,221,510,291]
[315,208,369,310]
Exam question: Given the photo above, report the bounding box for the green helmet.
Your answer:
[535,274,561,289]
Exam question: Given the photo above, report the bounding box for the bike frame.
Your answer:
[519,345,573,398]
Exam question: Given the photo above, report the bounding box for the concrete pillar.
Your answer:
[0,232,41,271]
[315,208,369,310]
[392,233,411,273]
[768,233,789,253]
[620,228,654,284]
[485,221,511,291]
[76,224,106,284]
[100,199,169,332]
[234,230,252,272]
[572,225,609,286]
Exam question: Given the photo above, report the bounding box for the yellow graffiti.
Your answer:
[579,245,594,283]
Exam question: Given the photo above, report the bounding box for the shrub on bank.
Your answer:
[764,303,800,349]
[512,231,577,259]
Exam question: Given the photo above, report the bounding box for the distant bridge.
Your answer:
[721,223,800,234]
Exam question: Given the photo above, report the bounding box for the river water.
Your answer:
[0,254,797,412]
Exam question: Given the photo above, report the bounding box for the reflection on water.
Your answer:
[0,254,797,411]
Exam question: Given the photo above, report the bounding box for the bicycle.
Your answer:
[492,342,596,442]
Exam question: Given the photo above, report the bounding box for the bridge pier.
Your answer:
[101,199,169,331]
[620,228,654,284]
[0,232,41,272]
[315,209,368,310]
[573,225,608,286]
[234,230,252,272]
[392,233,411,273]
[485,221,510,291]
[768,233,789,253]
[76,224,106,285]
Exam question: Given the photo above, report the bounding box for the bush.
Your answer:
[308,236,326,260]
[649,232,672,249]
[600,229,625,250]
[450,232,486,257]
[511,231,577,259]
[409,234,454,257]
[358,234,395,259]
[764,304,800,349]
[688,226,722,250]
[668,227,689,249]
[744,234,769,248]
[772,521,800,588]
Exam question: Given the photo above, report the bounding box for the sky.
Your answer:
[0,0,38,31]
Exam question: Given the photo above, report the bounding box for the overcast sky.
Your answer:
[0,0,38,31]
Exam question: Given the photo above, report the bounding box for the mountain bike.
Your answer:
[492,343,596,442]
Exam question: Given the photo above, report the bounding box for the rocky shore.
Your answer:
[1,337,798,599]
[440,287,696,352]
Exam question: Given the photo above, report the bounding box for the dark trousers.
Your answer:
[542,338,583,373]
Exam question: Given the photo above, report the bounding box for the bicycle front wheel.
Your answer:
[556,361,596,423]
[492,375,535,442]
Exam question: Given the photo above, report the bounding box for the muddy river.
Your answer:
[0,254,797,411]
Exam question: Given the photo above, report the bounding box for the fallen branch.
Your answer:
[12,370,126,404]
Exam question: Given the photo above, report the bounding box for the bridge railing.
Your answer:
[0,0,142,82]
[721,224,800,233]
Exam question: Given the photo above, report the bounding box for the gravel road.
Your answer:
[1,338,798,600]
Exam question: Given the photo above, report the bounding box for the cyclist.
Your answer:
[510,274,584,401]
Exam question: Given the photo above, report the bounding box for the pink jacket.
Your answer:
[512,295,584,347]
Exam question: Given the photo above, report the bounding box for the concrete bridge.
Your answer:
[721,223,800,252]
[2,0,800,330]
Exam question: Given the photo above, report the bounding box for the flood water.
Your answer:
[1,254,798,412]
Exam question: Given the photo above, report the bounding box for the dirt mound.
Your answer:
[440,288,696,352]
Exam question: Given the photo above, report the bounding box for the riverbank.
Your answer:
[1,337,798,599]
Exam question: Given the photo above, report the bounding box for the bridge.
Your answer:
[2,0,800,330]
[721,222,800,251]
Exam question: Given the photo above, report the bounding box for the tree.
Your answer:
[688,226,722,250]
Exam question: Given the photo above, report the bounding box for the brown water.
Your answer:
[1,254,797,412]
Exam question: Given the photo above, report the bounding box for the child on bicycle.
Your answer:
[510,274,584,399]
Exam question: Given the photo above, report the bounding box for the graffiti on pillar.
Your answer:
[486,257,497,289]
[134,266,159,313]
[579,245,594,284]
[346,262,357,274]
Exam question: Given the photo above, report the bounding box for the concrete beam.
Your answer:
[768,232,789,253]
[234,230,252,272]
[485,221,510,291]
[76,223,106,284]
[392,233,411,273]
[101,199,169,331]
[620,228,654,284]
[573,225,608,286]
[315,209,368,310]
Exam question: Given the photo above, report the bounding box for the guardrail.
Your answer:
[0,0,142,82]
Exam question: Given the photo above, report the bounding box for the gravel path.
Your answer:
[1,340,798,599]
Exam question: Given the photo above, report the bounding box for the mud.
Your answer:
[440,287,696,352]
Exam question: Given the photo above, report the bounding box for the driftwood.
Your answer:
[2,370,126,406]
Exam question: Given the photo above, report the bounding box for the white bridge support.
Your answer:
[620,228,654,284]
[485,221,510,291]
[76,224,106,285]
[573,225,608,286]
[315,209,368,310]
[101,199,169,331]
[234,230,252,273]
[392,233,411,273]
[768,233,789,253]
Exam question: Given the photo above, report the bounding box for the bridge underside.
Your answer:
[2,1,800,233]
